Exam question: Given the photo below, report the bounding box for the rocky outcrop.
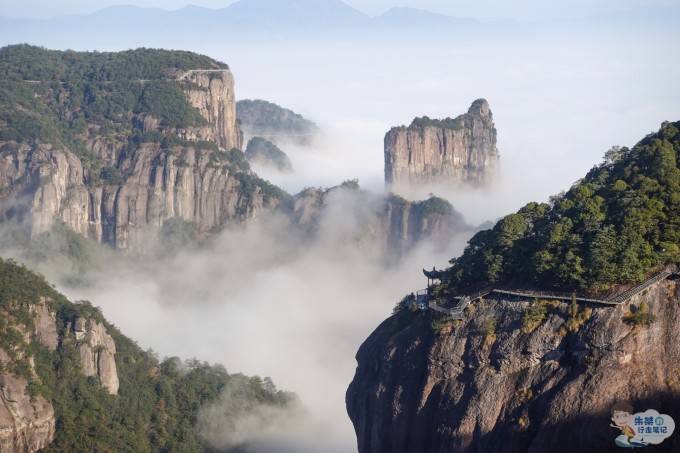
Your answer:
[347,279,680,453]
[384,99,499,190]
[0,373,55,453]
[293,183,469,257]
[0,292,121,452]
[245,136,293,172]
[74,318,119,395]
[236,99,320,146]
[182,70,243,151]
[0,59,289,251]
[31,299,58,351]
[0,139,280,251]
[0,299,59,452]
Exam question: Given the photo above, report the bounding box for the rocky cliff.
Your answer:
[292,182,469,257]
[347,279,680,453]
[384,99,499,190]
[348,120,680,453]
[0,373,55,453]
[0,46,286,251]
[0,140,281,251]
[73,318,119,395]
[182,70,243,151]
[0,257,295,452]
[0,295,118,452]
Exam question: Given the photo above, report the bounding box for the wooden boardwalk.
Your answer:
[423,265,679,318]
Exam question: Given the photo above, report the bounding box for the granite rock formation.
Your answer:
[74,318,119,395]
[181,70,243,151]
[292,182,469,257]
[0,296,119,452]
[347,279,680,453]
[384,99,499,190]
[0,373,55,453]
[0,48,287,252]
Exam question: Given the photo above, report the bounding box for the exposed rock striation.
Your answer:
[74,318,119,395]
[384,99,499,190]
[292,182,469,257]
[182,70,243,151]
[0,49,289,251]
[0,374,55,453]
[0,296,120,452]
[347,279,680,453]
[0,140,279,251]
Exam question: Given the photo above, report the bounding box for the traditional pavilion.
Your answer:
[423,267,445,295]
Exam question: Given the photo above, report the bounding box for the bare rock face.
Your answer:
[384,99,499,190]
[31,299,59,351]
[347,279,680,453]
[0,69,282,251]
[0,373,55,453]
[292,183,468,257]
[182,70,243,151]
[0,140,277,251]
[0,299,60,452]
[74,318,119,395]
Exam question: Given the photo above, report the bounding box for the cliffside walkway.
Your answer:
[422,265,679,318]
[20,69,230,85]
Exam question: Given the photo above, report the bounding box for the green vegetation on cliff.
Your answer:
[409,115,466,130]
[443,121,680,293]
[0,45,222,149]
[0,258,296,452]
[0,45,227,82]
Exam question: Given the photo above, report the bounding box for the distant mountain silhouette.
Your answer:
[0,0,481,46]
[374,7,478,28]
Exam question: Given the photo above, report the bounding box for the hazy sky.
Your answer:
[0,0,675,21]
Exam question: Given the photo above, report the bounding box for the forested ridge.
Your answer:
[0,258,295,452]
[442,121,680,294]
[0,45,224,148]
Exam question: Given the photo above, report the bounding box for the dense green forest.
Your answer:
[0,45,223,150]
[0,45,227,82]
[0,258,295,452]
[441,121,680,294]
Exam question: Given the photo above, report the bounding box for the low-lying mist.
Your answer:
[1,188,471,452]
[2,15,678,452]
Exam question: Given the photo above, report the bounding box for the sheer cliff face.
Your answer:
[347,279,680,453]
[384,99,499,190]
[0,298,119,452]
[0,373,55,453]
[292,185,468,257]
[183,70,243,151]
[74,318,119,395]
[0,70,284,251]
[0,300,56,453]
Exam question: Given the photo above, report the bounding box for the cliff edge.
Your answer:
[384,99,499,190]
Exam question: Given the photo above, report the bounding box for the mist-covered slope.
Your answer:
[347,121,680,453]
[237,99,320,146]
[0,258,295,452]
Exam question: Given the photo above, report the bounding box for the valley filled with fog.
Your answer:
[1,7,679,451]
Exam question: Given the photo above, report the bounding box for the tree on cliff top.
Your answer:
[443,121,680,293]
